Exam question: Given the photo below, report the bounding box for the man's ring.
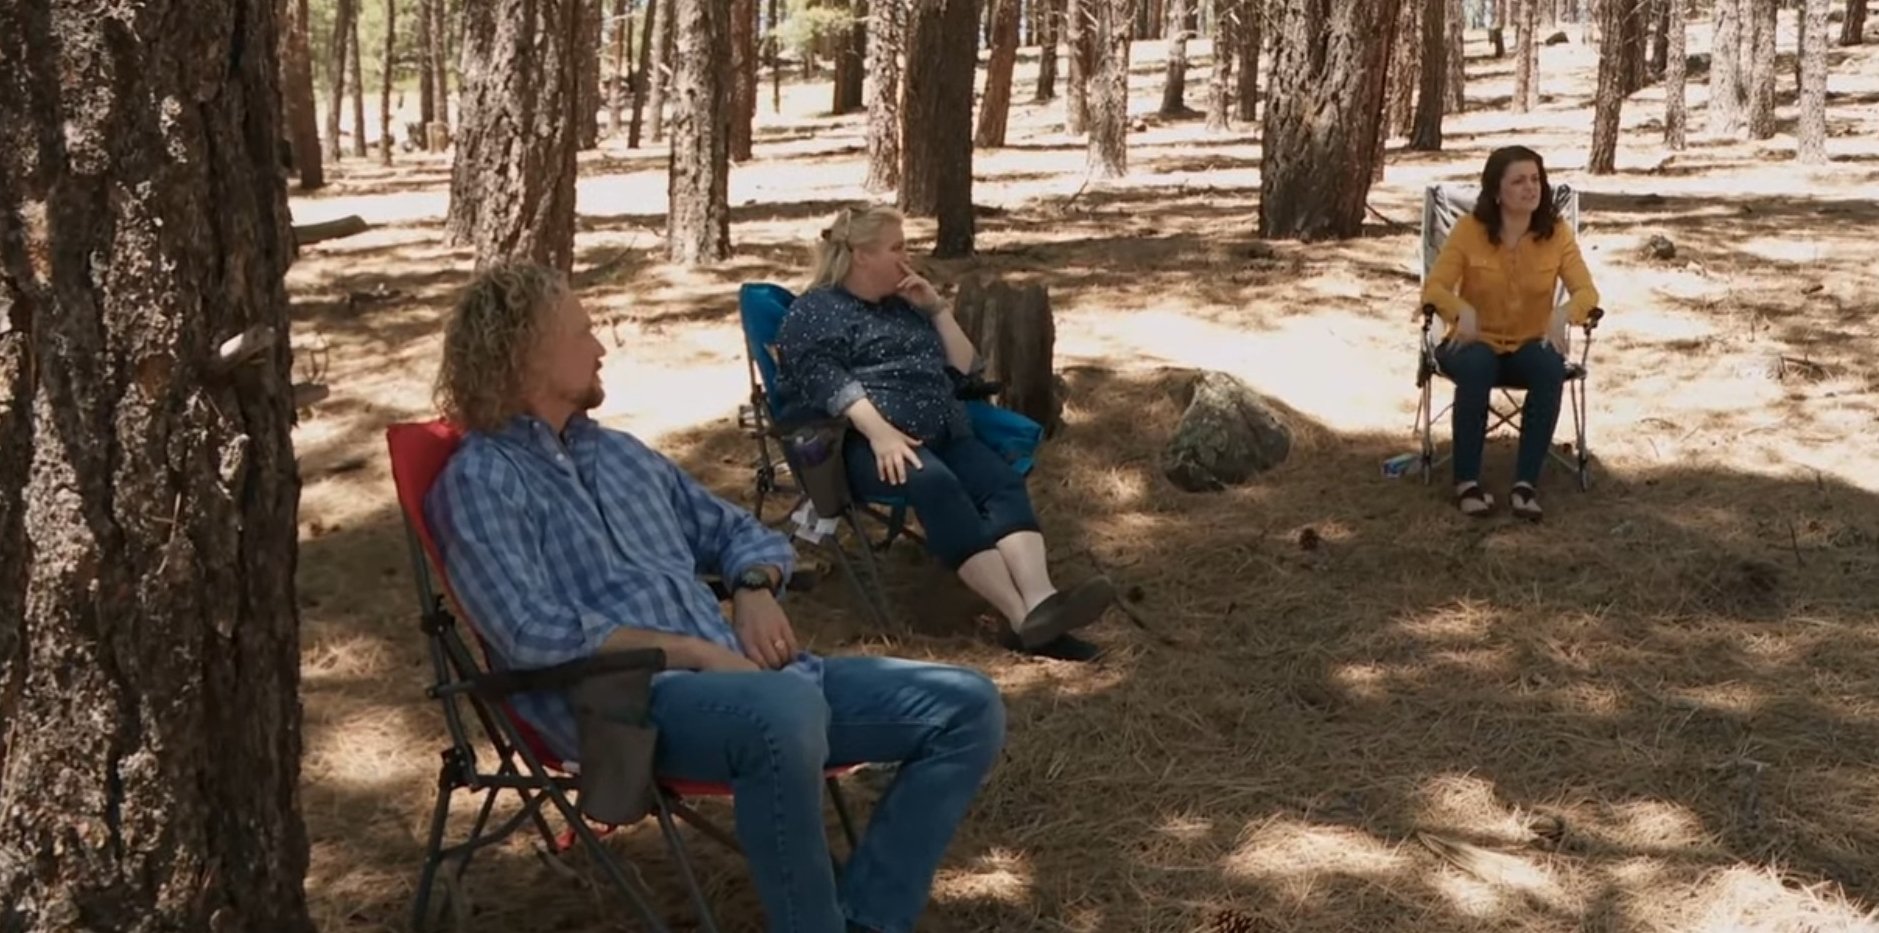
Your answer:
[773,639,786,650]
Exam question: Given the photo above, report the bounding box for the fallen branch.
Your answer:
[291,382,330,409]
[212,324,276,375]
[1080,547,1176,646]
[1366,202,1409,230]
[292,215,370,246]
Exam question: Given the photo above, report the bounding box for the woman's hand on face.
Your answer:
[895,261,944,314]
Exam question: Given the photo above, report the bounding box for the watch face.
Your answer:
[739,569,770,589]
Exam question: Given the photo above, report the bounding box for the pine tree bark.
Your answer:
[580,0,605,149]
[1035,0,1061,101]
[1258,0,1401,240]
[666,0,733,262]
[1650,0,1668,75]
[1236,0,1261,121]
[1588,0,1627,172]
[1841,0,1867,46]
[1444,0,1465,110]
[953,280,1062,434]
[1410,0,1446,149]
[1664,0,1687,148]
[0,1,314,928]
[1087,0,1131,176]
[609,0,630,135]
[282,0,326,187]
[630,0,659,146]
[1514,0,1539,109]
[834,0,868,113]
[648,0,674,141]
[731,0,758,160]
[1490,0,1506,54]
[977,0,1023,145]
[429,0,451,135]
[1797,0,1828,161]
[326,0,356,161]
[1708,0,1744,135]
[382,0,398,163]
[1160,0,1192,114]
[1621,0,1648,93]
[1207,0,1237,130]
[1065,0,1091,132]
[418,0,437,122]
[901,0,979,256]
[865,0,904,190]
[1385,0,1420,137]
[1745,0,1775,138]
[447,0,584,270]
[349,10,368,156]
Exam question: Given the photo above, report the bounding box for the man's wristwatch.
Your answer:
[733,566,778,596]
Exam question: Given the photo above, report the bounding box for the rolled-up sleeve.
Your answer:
[776,294,867,417]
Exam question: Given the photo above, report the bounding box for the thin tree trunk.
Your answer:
[1207,0,1237,130]
[326,0,355,161]
[1065,0,1091,132]
[1445,0,1465,110]
[1410,0,1447,149]
[1664,0,1687,148]
[630,0,658,145]
[419,0,436,122]
[1797,0,1828,161]
[1160,0,1192,113]
[1841,0,1867,45]
[1259,0,1402,240]
[1621,0,1648,92]
[901,0,980,257]
[769,0,783,111]
[1386,0,1420,137]
[610,0,630,135]
[580,0,604,149]
[282,0,326,187]
[1709,0,1744,135]
[865,0,904,190]
[447,0,585,270]
[667,0,733,262]
[382,0,398,163]
[1514,0,1539,110]
[648,0,674,140]
[1237,0,1261,121]
[834,0,868,113]
[1490,0,1506,54]
[1745,0,1776,138]
[978,0,1024,144]
[1035,0,1061,100]
[1088,0,1131,175]
[1650,0,1668,75]
[350,10,368,156]
[0,1,315,927]
[1588,0,1627,172]
[429,0,451,135]
[732,0,758,159]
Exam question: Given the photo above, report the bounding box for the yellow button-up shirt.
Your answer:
[1421,214,1601,353]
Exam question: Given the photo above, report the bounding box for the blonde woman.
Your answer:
[775,205,1113,662]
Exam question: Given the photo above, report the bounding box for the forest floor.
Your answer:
[289,26,1879,933]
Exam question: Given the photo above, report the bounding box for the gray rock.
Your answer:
[1162,372,1293,492]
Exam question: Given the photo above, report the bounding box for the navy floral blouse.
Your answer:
[774,285,975,445]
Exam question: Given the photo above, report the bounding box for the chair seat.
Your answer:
[660,764,865,799]
[1432,361,1585,387]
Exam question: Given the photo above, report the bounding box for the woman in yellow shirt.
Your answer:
[1421,146,1600,521]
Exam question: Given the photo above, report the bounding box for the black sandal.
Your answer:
[1456,482,1495,518]
[1510,483,1543,522]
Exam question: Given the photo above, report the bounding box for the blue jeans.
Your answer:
[1437,339,1566,486]
[649,657,1006,933]
[843,431,1039,569]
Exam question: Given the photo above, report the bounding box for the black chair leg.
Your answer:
[654,794,723,933]
[410,760,459,932]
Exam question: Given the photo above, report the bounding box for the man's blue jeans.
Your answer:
[648,657,1006,933]
[1436,339,1566,487]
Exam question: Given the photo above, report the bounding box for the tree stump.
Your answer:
[952,277,1061,436]
[426,120,452,152]
[1162,371,1292,492]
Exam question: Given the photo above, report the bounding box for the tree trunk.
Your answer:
[1410,0,1446,149]
[1514,0,1539,109]
[648,0,674,141]
[834,0,869,113]
[326,0,355,161]
[1588,0,1627,172]
[630,0,659,146]
[382,0,398,163]
[978,0,1023,144]
[1036,0,1061,100]
[865,0,905,190]
[1650,0,1668,75]
[418,0,437,122]
[281,0,326,187]
[1065,0,1091,132]
[1745,0,1776,138]
[731,0,758,160]
[1237,0,1261,121]
[1386,0,1420,137]
[1445,0,1465,110]
[1259,0,1401,240]
[1160,0,1192,113]
[1664,0,1687,148]
[1708,0,1744,135]
[666,0,733,262]
[1621,0,1648,92]
[580,0,604,149]
[1797,0,1828,161]
[1087,0,1131,176]
[348,10,369,156]
[901,0,979,257]
[953,280,1063,434]
[447,0,585,270]
[610,0,630,135]
[1207,0,1237,130]
[1490,0,1506,54]
[0,0,314,928]
[1841,0,1867,45]
[429,0,451,135]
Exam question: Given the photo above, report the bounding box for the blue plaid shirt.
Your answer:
[425,414,815,762]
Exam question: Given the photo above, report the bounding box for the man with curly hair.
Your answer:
[424,261,1007,933]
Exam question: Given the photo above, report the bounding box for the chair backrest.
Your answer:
[738,282,799,419]
[1420,183,1581,289]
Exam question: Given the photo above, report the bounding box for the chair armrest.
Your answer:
[435,647,667,700]
[1582,307,1605,331]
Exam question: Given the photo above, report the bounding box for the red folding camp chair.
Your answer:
[385,420,860,933]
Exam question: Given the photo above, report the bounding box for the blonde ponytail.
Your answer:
[808,204,906,290]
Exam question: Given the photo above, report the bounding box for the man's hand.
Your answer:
[731,590,800,669]
[698,644,762,673]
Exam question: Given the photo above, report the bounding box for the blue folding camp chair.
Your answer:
[1412,183,1607,491]
[735,282,1044,628]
